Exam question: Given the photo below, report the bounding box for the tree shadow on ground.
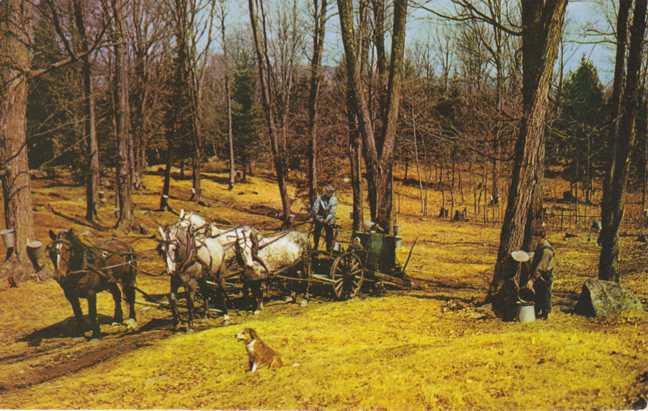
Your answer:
[47,205,110,231]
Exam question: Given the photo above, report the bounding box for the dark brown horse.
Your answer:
[48,229,137,339]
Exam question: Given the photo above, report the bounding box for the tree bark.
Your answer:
[598,0,647,282]
[111,0,134,230]
[600,0,631,238]
[338,0,408,233]
[0,0,34,263]
[488,0,567,316]
[72,0,100,223]
[219,0,235,190]
[307,0,328,207]
[249,0,292,227]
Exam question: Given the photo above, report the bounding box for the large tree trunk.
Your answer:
[72,0,100,223]
[488,0,567,316]
[111,0,134,230]
[249,0,292,227]
[601,0,632,239]
[599,0,647,282]
[0,0,34,264]
[307,0,328,207]
[338,0,408,233]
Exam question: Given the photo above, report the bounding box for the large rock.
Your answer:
[575,279,643,317]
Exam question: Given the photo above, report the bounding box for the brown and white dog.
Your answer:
[235,328,283,373]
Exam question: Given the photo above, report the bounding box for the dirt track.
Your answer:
[0,281,340,394]
[0,278,467,394]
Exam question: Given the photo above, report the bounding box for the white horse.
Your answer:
[158,223,228,330]
[177,209,254,262]
[234,229,310,312]
[171,210,267,311]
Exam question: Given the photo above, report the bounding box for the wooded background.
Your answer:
[1,0,647,313]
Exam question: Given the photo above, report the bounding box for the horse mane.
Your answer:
[63,230,92,271]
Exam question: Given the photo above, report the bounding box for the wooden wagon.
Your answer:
[291,230,415,300]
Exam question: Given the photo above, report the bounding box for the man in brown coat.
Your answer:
[526,227,555,320]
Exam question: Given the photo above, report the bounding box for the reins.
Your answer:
[49,237,136,280]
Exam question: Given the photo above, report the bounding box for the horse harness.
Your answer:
[165,227,222,277]
[49,238,136,281]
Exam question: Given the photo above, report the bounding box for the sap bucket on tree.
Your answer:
[26,240,43,271]
[0,228,16,250]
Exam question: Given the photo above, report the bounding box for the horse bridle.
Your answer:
[161,226,219,276]
[49,235,135,278]
[234,229,271,277]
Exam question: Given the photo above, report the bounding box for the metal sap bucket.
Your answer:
[0,228,16,249]
[518,303,536,323]
[27,240,43,261]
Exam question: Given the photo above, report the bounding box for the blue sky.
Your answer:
[223,1,615,84]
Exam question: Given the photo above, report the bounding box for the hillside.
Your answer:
[0,165,646,409]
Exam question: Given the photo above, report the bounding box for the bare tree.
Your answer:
[248,0,296,227]
[338,0,409,233]
[599,0,647,282]
[218,0,235,190]
[488,0,567,317]
[45,0,104,223]
[307,0,329,206]
[0,0,35,265]
[129,0,167,190]
[110,0,134,230]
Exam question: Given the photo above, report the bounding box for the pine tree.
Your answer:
[232,65,262,179]
[552,57,605,202]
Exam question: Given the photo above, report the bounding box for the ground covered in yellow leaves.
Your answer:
[0,165,646,409]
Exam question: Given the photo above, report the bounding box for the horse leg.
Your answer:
[242,282,251,312]
[87,292,101,339]
[252,280,264,315]
[186,285,194,332]
[108,283,124,325]
[168,276,181,331]
[199,280,210,319]
[124,282,137,329]
[64,290,84,337]
[218,276,231,322]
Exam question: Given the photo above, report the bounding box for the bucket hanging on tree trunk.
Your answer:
[26,240,43,270]
[0,228,16,249]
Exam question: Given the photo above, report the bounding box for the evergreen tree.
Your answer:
[552,57,605,200]
[231,64,261,178]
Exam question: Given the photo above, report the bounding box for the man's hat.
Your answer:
[511,250,531,263]
[323,185,335,195]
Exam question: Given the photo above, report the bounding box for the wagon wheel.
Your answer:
[330,251,364,300]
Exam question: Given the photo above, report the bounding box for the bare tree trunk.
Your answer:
[219,0,235,190]
[111,0,134,230]
[600,0,631,242]
[189,87,203,203]
[599,0,647,282]
[307,0,328,207]
[160,145,172,211]
[249,0,292,227]
[411,109,425,215]
[488,0,567,317]
[0,0,34,265]
[338,0,408,233]
[70,0,101,223]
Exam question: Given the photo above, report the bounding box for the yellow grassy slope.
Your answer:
[0,165,646,409]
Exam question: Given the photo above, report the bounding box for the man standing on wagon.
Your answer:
[312,185,337,252]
